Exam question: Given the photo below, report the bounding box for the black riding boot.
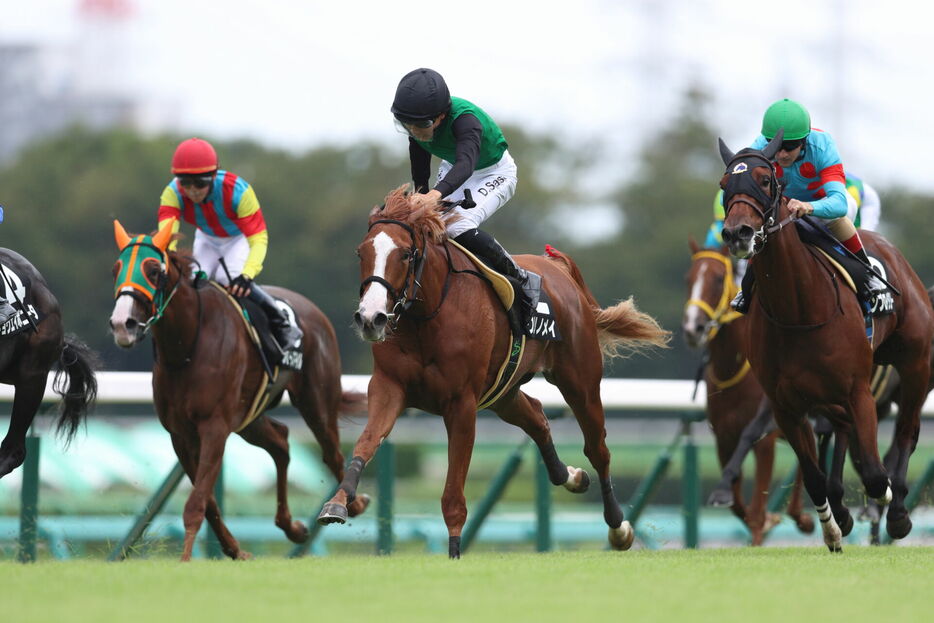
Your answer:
[248,284,303,351]
[454,228,541,312]
[730,269,756,314]
[0,297,15,324]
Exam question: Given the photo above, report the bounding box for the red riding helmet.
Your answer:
[171,138,218,175]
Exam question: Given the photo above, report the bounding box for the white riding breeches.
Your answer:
[192,229,249,285]
[438,150,518,238]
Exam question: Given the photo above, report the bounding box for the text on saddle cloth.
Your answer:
[0,262,45,338]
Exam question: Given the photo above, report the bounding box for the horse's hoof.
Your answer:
[0,446,26,479]
[317,502,348,525]
[563,466,591,493]
[608,521,634,551]
[795,514,815,534]
[826,543,843,554]
[838,512,854,537]
[235,550,253,561]
[287,520,309,544]
[347,493,371,518]
[448,536,461,559]
[707,488,734,508]
[886,514,912,540]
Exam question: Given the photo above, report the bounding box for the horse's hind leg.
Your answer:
[846,386,892,507]
[825,426,854,537]
[491,391,589,492]
[786,467,815,534]
[238,416,309,544]
[0,376,47,478]
[550,361,633,551]
[171,432,248,560]
[747,432,778,545]
[290,384,369,518]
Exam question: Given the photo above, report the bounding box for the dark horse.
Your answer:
[317,188,670,558]
[109,221,369,561]
[682,241,814,543]
[0,248,98,478]
[718,133,934,551]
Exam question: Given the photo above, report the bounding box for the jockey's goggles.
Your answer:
[177,174,214,189]
[394,114,436,129]
[778,138,805,152]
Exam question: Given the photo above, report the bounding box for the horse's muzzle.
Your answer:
[110,316,143,348]
[721,225,756,259]
[353,308,389,342]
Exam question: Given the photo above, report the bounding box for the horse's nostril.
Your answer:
[721,228,734,244]
[353,311,364,328]
[125,318,138,330]
[372,312,388,329]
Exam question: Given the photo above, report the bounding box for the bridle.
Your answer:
[685,251,743,342]
[721,152,796,254]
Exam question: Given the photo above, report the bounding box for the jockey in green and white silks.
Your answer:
[846,175,882,232]
[390,68,539,312]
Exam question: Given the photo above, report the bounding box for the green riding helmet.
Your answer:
[761,98,811,140]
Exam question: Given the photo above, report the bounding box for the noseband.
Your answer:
[722,153,795,251]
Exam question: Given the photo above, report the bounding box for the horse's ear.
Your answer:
[114,219,132,250]
[718,138,735,165]
[761,128,785,160]
[688,236,700,254]
[152,219,174,251]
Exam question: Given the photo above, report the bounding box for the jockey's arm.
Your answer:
[808,167,849,219]
[157,185,183,250]
[234,186,268,279]
[433,113,482,198]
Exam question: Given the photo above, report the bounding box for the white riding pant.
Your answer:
[193,228,249,285]
[438,150,518,238]
[858,182,881,231]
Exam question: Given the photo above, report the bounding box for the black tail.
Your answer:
[52,334,100,446]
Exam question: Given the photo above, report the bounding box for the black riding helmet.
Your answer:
[391,68,451,128]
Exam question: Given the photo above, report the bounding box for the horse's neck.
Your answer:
[151,272,200,363]
[752,211,833,322]
[708,321,747,379]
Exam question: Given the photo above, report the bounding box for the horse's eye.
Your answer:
[400,250,411,261]
[761,176,771,186]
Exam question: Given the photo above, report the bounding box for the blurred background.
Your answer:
[2,0,933,555]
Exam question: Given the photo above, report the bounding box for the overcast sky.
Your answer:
[2,0,931,194]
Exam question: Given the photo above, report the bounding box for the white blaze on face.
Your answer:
[357,232,398,321]
[110,290,139,346]
[683,262,710,333]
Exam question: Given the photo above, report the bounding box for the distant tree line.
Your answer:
[2,89,931,378]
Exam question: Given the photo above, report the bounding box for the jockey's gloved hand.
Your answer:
[228,274,253,298]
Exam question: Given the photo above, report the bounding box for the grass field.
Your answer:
[2,547,931,622]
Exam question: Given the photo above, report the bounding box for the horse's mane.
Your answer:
[368,185,449,243]
[166,250,198,280]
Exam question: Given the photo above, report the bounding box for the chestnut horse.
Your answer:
[317,188,669,558]
[0,248,98,478]
[682,241,813,543]
[718,134,934,551]
[109,221,368,561]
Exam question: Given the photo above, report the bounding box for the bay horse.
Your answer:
[317,187,670,558]
[682,240,813,543]
[109,220,369,561]
[0,248,98,478]
[718,133,934,551]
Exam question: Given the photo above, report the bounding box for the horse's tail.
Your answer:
[546,246,671,359]
[339,389,368,417]
[52,334,100,447]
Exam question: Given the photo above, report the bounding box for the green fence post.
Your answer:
[625,428,680,525]
[376,440,394,555]
[535,451,552,552]
[205,462,225,559]
[17,435,41,563]
[108,462,186,561]
[682,418,700,549]
[462,439,529,552]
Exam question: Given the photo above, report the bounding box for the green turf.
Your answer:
[2,547,931,622]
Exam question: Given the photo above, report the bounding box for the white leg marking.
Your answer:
[816,500,842,552]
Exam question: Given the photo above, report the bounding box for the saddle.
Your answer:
[795,218,895,317]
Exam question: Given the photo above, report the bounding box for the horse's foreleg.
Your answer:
[826,426,854,537]
[171,432,247,560]
[0,377,46,478]
[180,421,231,562]
[317,378,403,526]
[775,411,841,552]
[441,402,478,559]
[238,416,309,544]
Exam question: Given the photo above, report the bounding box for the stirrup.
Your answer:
[730,291,749,314]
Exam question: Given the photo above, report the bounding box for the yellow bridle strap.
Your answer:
[708,359,752,391]
[685,251,744,339]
